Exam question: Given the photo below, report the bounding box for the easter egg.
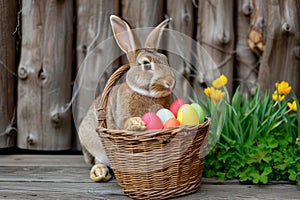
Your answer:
[141,112,163,130]
[163,118,181,129]
[191,103,205,123]
[169,99,188,117]
[156,108,175,124]
[177,104,199,125]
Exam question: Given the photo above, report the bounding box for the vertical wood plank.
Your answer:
[17,0,73,150]
[121,0,164,28]
[247,0,267,56]
[120,0,164,64]
[197,0,235,96]
[166,0,195,98]
[0,0,17,148]
[236,0,259,96]
[258,0,300,97]
[74,0,117,150]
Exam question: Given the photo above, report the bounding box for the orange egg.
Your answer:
[163,118,181,129]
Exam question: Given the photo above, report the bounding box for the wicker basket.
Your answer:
[97,64,211,200]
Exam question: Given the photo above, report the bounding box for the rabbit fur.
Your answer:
[78,15,175,182]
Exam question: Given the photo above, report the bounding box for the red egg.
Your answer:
[163,118,181,129]
[169,99,188,117]
[141,112,163,130]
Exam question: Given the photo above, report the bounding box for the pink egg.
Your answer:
[141,112,163,130]
[169,99,188,117]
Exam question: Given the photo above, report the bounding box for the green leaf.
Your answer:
[227,168,239,179]
[267,136,279,148]
[249,170,260,184]
[241,102,259,123]
[227,119,243,151]
[231,86,241,114]
[288,169,297,181]
[274,163,288,171]
[205,170,216,178]
[262,154,273,163]
[296,161,300,171]
[216,172,227,181]
[247,151,267,164]
[217,151,235,162]
[262,166,273,175]
[278,135,289,148]
[259,175,268,184]
[239,168,251,182]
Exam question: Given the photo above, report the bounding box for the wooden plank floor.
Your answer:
[0,154,299,200]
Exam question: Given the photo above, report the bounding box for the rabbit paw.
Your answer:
[124,117,146,131]
[90,163,112,182]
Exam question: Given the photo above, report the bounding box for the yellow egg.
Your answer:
[177,104,199,125]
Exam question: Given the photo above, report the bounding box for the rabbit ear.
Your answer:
[144,18,171,50]
[110,15,140,53]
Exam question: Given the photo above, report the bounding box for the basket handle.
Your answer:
[97,64,131,128]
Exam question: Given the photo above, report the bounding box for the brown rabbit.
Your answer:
[78,15,175,182]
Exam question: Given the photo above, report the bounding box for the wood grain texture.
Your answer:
[0,155,299,200]
[236,0,259,96]
[17,0,73,150]
[258,0,300,97]
[248,0,267,55]
[1,182,299,200]
[0,0,17,148]
[197,0,235,96]
[121,0,164,28]
[0,154,86,167]
[166,0,195,98]
[74,0,118,151]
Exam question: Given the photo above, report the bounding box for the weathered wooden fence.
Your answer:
[0,0,299,151]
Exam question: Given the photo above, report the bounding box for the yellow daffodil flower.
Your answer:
[212,74,228,88]
[272,91,285,102]
[204,87,212,97]
[211,89,225,102]
[287,100,297,112]
[204,87,224,104]
[275,81,292,95]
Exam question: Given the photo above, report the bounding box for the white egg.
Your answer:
[156,108,175,124]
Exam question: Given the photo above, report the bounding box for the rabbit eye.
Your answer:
[142,61,152,70]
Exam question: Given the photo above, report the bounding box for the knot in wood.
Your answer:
[5,126,17,136]
[51,112,62,127]
[27,134,36,145]
[242,2,252,16]
[184,13,190,23]
[38,68,47,81]
[282,22,291,33]
[219,32,230,44]
[18,66,28,80]
[294,46,300,59]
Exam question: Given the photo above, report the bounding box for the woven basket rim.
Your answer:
[97,117,210,139]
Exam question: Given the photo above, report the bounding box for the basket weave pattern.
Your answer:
[97,64,210,199]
